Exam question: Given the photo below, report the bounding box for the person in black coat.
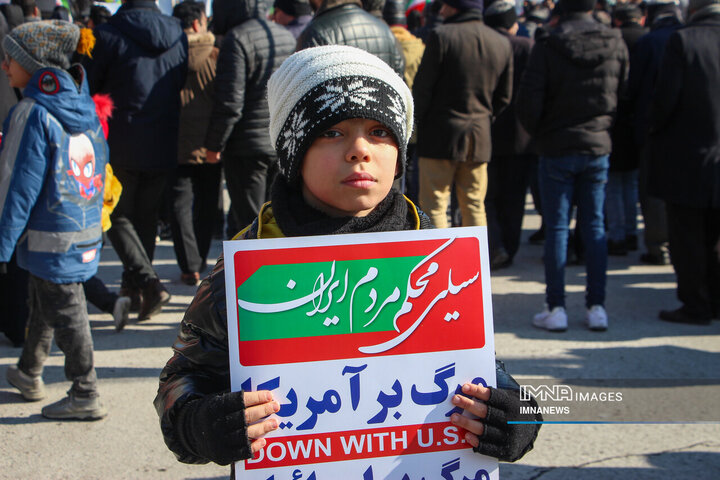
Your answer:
[649,0,720,325]
[204,0,296,231]
[483,0,535,270]
[86,0,189,321]
[604,3,649,256]
[627,0,682,265]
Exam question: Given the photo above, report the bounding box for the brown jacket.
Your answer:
[413,9,513,163]
[178,32,218,165]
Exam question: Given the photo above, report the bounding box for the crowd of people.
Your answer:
[0,0,718,472]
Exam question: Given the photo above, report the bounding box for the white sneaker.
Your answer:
[112,296,131,332]
[586,305,608,331]
[533,306,568,332]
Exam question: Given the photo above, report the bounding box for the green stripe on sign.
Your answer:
[237,257,424,340]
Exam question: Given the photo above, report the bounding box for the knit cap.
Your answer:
[274,0,312,17]
[3,20,82,75]
[267,45,414,183]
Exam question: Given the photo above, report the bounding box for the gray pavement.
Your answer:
[1,207,719,479]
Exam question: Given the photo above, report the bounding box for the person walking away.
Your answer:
[1,20,108,419]
[85,0,188,321]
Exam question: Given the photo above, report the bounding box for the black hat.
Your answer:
[274,0,312,17]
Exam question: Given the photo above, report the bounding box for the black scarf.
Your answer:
[271,177,416,237]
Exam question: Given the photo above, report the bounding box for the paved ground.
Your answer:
[1,207,719,479]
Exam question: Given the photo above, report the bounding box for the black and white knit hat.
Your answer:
[268,45,414,184]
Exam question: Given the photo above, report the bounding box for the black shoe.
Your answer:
[659,307,711,326]
[640,252,670,266]
[625,235,638,251]
[137,278,171,322]
[607,239,627,256]
[529,227,545,245]
[490,249,511,271]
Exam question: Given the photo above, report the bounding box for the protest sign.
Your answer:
[224,227,498,480]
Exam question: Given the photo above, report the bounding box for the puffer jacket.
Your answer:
[204,0,296,157]
[297,0,405,76]
[0,66,108,284]
[154,197,524,464]
[516,13,629,157]
[86,0,188,172]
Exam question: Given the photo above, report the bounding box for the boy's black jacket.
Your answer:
[154,189,537,464]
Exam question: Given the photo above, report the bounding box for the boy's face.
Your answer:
[2,56,31,89]
[301,118,399,218]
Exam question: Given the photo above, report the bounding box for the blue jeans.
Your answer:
[539,155,608,309]
[605,169,638,242]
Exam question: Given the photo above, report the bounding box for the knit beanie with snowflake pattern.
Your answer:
[267,45,414,184]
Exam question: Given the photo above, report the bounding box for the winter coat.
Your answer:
[413,9,513,164]
[648,7,720,209]
[204,0,295,158]
[297,0,405,77]
[86,0,188,171]
[490,28,534,157]
[0,66,108,284]
[627,14,682,148]
[516,13,629,157]
[178,32,217,165]
[609,22,649,172]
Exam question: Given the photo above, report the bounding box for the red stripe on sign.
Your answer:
[244,422,469,470]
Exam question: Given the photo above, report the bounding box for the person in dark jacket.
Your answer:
[605,3,649,256]
[86,0,188,321]
[169,0,221,286]
[270,0,313,38]
[298,0,405,76]
[155,45,541,470]
[204,0,295,232]
[483,0,535,270]
[414,0,513,228]
[517,0,629,332]
[627,0,682,266]
[649,0,720,325]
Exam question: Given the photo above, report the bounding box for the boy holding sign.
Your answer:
[155,46,540,471]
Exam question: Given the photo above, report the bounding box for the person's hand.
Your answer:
[450,383,541,462]
[244,390,281,454]
[206,150,221,164]
[176,389,279,465]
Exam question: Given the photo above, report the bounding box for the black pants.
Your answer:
[223,154,275,232]
[0,253,28,346]
[486,154,537,259]
[18,275,98,398]
[170,163,222,274]
[666,203,720,319]
[83,275,118,314]
[107,167,168,289]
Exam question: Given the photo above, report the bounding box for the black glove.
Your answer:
[473,387,542,462]
[174,391,253,465]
